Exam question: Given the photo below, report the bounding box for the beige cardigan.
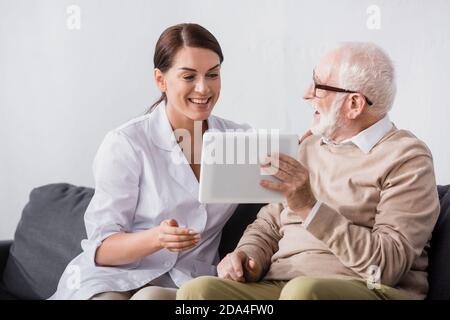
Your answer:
[237,127,440,299]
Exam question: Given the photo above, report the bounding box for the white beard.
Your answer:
[310,96,344,138]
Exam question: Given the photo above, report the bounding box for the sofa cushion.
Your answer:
[1,183,261,300]
[1,184,93,300]
[219,203,265,258]
[427,184,450,299]
[3,182,448,299]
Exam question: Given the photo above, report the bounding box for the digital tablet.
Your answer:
[198,131,299,203]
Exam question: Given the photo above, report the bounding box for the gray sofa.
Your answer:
[0,183,449,300]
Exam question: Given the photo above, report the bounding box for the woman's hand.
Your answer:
[95,219,199,266]
[157,219,201,252]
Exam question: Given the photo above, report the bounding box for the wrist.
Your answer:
[146,226,164,251]
[289,198,316,218]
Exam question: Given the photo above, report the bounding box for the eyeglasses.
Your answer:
[312,70,373,106]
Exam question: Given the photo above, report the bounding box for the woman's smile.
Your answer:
[188,96,213,110]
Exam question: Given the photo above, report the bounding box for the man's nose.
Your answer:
[195,77,209,94]
[303,83,314,100]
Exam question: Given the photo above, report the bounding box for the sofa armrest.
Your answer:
[0,240,13,277]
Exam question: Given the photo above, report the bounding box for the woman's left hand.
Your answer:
[157,219,201,252]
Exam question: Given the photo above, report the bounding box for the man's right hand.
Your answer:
[217,249,261,282]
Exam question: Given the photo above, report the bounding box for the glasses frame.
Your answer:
[312,70,373,106]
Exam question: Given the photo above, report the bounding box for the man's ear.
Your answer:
[154,68,166,92]
[347,93,366,119]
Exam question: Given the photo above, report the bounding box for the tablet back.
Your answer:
[199,131,299,203]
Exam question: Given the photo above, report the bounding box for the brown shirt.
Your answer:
[237,126,440,299]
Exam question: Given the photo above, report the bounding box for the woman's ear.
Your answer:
[154,68,166,92]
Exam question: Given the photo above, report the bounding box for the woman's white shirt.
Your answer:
[49,105,250,299]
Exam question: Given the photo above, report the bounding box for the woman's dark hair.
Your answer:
[145,23,224,114]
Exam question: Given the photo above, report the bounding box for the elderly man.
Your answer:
[177,42,440,300]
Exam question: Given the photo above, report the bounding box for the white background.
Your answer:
[1,0,449,239]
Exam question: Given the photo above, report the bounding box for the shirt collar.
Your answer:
[321,115,393,154]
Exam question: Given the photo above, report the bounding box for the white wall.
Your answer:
[1,0,449,239]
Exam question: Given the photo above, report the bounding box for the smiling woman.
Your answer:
[156,47,221,123]
[149,24,227,177]
[48,23,250,300]
[147,23,224,115]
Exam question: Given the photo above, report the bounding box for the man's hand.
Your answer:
[259,130,316,220]
[157,219,200,252]
[217,250,261,282]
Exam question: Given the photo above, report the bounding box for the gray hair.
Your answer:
[336,42,396,117]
